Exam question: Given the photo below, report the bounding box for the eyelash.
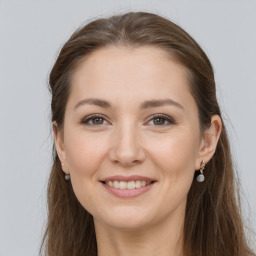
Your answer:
[81,113,176,128]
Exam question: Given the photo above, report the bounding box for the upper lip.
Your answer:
[101,175,156,182]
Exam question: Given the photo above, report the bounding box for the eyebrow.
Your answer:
[73,98,184,110]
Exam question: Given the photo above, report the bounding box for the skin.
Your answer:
[53,46,222,256]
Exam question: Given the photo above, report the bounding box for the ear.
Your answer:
[195,115,222,169]
[52,121,68,174]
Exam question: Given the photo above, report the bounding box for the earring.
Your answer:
[197,159,205,182]
[65,174,70,181]
[61,162,70,180]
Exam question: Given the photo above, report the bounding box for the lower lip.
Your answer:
[101,182,155,198]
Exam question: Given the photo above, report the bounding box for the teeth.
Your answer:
[105,180,152,189]
[113,181,119,188]
[119,181,127,189]
[128,181,135,189]
[135,180,141,188]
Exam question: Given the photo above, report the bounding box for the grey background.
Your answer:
[0,0,255,255]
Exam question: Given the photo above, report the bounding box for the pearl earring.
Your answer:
[197,159,205,182]
[61,163,70,181]
[65,174,70,180]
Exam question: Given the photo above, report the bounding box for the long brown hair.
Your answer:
[40,12,255,256]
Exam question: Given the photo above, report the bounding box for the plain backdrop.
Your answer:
[0,0,255,255]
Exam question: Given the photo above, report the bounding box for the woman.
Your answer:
[40,12,255,256]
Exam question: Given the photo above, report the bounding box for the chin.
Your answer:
[94,207,155,231]
[103,217,150,231]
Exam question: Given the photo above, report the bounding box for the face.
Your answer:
[55,46,205,231]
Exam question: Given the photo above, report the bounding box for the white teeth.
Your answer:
[119,181,127,189]
[135,180,142,188]
[128,181,135,189]
[113,181,120,188]
[105,180,152,189]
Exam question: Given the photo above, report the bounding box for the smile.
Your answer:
[100,175,156,198]
[103,180,154,189]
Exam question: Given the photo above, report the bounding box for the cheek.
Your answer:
[64,131,108,178]
[64,131,109,213]
[146,131,199,217]
[150,129,199,169]
[149,128,199,191]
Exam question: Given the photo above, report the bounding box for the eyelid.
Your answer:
[81,114,110,126]
[145,113,176,127]
[81,113,176,127]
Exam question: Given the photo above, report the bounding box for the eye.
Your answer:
[81,113,175,127]
[81,114,109,126]
[147,114,175,127]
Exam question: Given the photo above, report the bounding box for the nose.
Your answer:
[108,122,146,167]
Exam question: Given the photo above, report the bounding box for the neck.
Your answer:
[94,206,185,256]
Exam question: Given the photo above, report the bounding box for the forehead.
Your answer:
[72,45,185,81]
[67,45,194,111]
